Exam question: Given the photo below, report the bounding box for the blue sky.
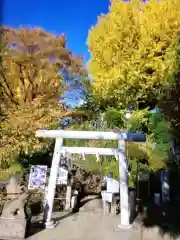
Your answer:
[3,0,109,63]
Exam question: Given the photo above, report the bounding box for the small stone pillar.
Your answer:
[161,170,170,203]
[6,175,21,199]
[129,188,136,223]
[65,186,72,211]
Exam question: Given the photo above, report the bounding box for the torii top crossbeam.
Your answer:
[36,129,146,142]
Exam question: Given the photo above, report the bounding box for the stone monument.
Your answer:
[0,176,28,239]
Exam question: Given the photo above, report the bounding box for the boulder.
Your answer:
[0,193,28,239]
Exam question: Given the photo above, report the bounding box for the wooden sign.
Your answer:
[138,172,149,181]
[28,165,47,190]
[56,167,68,185]
[106,178,119,193]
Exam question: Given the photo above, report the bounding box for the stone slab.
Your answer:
[0,217,27,239]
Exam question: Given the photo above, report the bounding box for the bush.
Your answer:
[127,108,149,133]
[148,110,171,166]
[104,108,124,128]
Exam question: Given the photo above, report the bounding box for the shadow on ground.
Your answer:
[137,200,180,239]
[26,193,100,238]
[26,210,78,238]
[136,161,180,239]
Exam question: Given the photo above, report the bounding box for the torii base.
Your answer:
[118,224,133,230]
[45,220,55,229]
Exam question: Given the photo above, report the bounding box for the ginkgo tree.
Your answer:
[87,0,180,109]
[0,26,86,177]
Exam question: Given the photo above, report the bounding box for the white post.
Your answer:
[65,186,72,211]
[118,140,131,229]
[44,138,63,228]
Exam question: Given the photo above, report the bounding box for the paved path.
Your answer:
[27,212,139,240]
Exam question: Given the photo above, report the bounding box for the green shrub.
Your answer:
[104,108,124,128]
[148,110,171,164]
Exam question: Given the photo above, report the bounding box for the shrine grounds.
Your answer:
[27,211,175,240]
[26,196,180,240]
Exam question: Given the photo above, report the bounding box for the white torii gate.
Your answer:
[36,129,146,229]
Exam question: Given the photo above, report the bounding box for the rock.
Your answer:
[0,218,27,239]
[0,193,28,239]
[1,192,28,218]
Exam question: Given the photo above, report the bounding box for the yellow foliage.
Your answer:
[87,0,180,107]
[0,99,65,166]
[0,26,86,173]
[0,26,85,106]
